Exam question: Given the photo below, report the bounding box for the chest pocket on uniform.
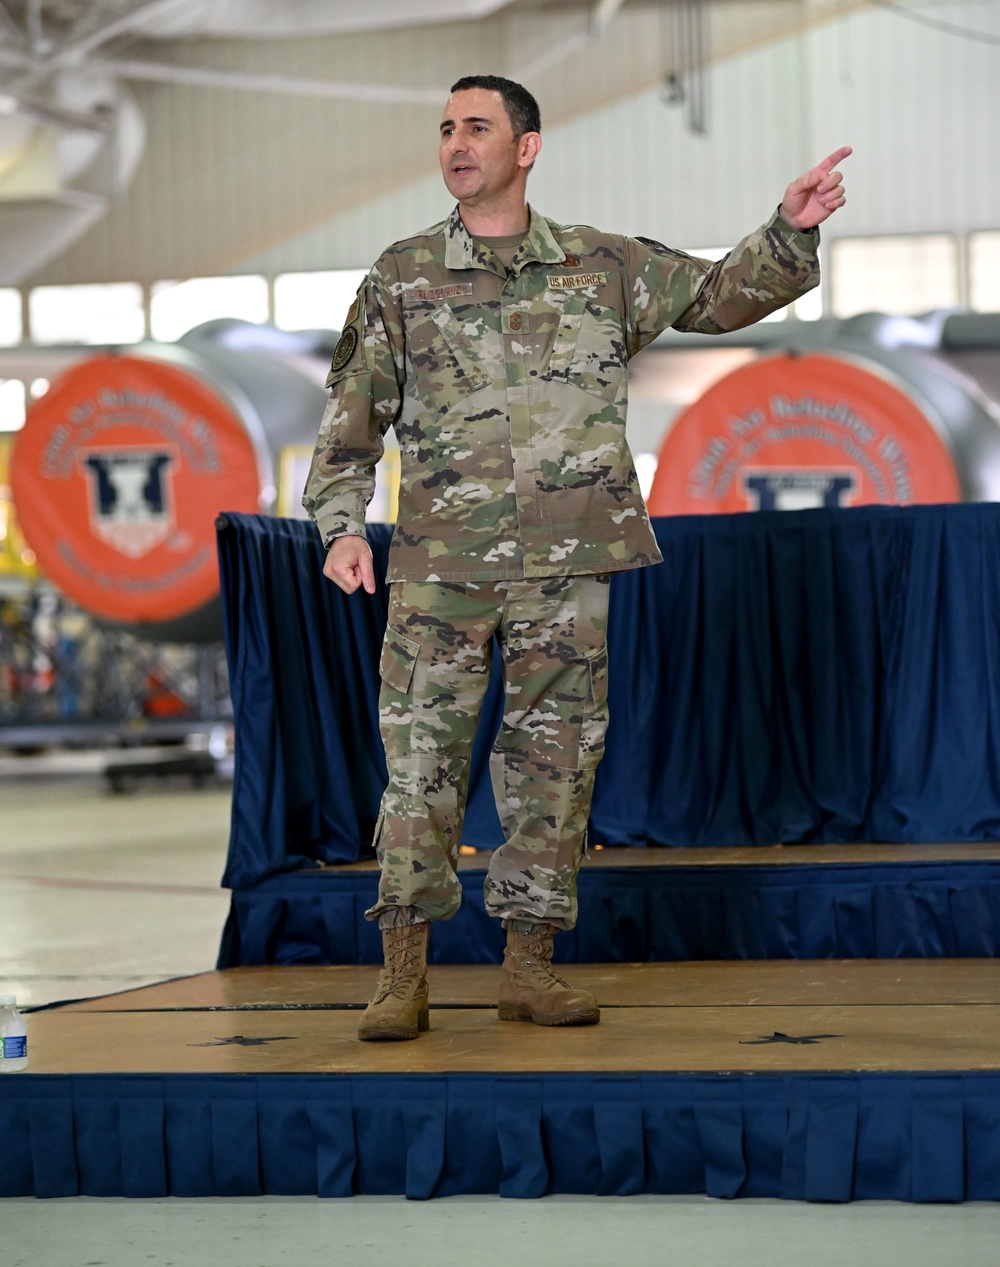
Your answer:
[547,292,587,378]
[405,304,489,414]
[544,292,625,403]
[430,305,486,375]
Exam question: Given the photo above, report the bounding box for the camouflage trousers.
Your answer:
[365,574,611,932]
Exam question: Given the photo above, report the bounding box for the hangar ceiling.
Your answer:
[0,0,867,284]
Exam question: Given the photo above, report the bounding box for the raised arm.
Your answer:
[628,147,853,344]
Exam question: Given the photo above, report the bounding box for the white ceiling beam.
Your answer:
[51,0,190,63]
[0,45,34,77]
[26,0,45,53]
[516,0,624,83]
[1,0,185,95]
[4,0,183,92]
[0,46,112,132]
[86,56,446,104]
[131,0,517,39]
[0,85,111,131]
[0,1,25,45]
[590,0,626,38]
[516,30,591,81]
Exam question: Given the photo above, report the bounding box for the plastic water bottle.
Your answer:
[0,996,28,1071]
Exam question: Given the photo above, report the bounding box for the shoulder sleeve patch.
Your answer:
[326,284,367,386]
[330,326,358,375]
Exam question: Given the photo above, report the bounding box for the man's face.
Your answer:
[439,88,527,206]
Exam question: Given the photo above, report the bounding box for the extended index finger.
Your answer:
[818,145,853,173]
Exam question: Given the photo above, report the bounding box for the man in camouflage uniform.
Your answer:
[304,74,850,1040]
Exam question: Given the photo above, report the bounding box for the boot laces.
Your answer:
[518,934,571,990]
[373,928,426,1003]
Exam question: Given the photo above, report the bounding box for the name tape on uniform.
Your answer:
[403,283,475,304]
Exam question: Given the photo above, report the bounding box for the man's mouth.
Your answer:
[451,163,476,175]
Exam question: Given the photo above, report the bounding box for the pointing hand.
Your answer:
[780,146,852,231]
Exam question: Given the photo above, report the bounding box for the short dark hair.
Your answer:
[449,75,541,137]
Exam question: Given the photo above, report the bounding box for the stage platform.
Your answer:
[4,959,1000,1202]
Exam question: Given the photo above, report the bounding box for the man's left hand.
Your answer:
[780,146,852,231]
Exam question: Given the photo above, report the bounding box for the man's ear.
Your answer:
[518,130,542,170]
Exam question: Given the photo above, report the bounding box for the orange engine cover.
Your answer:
[11,353,263,626]
[646,351,962,515]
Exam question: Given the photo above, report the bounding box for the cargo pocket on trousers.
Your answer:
[369,805,386,861]
[578,644,610,770]
[379,628,420,694]
[378,628,420,757]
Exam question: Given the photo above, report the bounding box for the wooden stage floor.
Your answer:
[27,958,1000,1077]
[325,841,1000,872]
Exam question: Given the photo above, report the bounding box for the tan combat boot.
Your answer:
[498,925,600,1026]
[357,922,430,1041]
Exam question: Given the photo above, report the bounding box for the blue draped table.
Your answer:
[215,503,1000,965]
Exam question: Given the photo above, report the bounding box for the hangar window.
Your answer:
[791,277,824,321]
[0,289,21,345]
[830,235,959,317]
[0,378,25,432]
[969,232,1000,312]
[28,283,144,345]
[274,270,368,333]
[150,274,269,342]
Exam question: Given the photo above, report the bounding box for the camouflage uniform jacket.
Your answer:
[303,204,820,580]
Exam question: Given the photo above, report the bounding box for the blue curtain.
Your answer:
[216,504,1000,891]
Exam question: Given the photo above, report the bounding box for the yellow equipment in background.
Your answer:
[0,435,37,584]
